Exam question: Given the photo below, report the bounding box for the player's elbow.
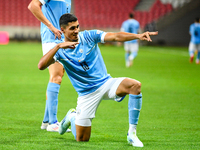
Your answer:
[28,2,33,11]
[28,1,40,12]
[38,61,46,70]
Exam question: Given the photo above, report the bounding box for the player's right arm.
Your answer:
[38,42,78,70]
[104,31,158,42]
[28,0,62,39]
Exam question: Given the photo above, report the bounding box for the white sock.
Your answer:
[128,124,137,134]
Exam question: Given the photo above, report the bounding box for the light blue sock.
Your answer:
[189,50,194,57]
[47,82,60,124]
[125,52,129,62]
[70,116,76,140]
[43,101,49,123]
[197,51,200,60]
[128,93,142,125]
[131,51,137,59]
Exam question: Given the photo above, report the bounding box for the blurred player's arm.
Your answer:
[28,0,62,39]
[38,42,78,70]
[104,31,158,42]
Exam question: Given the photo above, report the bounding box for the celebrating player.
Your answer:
[28,0,71,132]
[38,13,158,147]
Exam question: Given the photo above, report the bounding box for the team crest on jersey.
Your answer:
[96,30,102,34]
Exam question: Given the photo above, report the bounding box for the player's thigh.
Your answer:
[48,62,64,77]
[124,43,130,52]
[197,43,200,51]
[189,42,196,52]
[116,78,141,96]
[130,43,139,53]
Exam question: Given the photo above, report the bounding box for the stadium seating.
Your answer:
[74,0,140,29]
[74,0,173,29]
[0,0,174,30]
[0,0,40,27]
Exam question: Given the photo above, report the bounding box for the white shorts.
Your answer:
[124,43,139,53]
[189,42,200,52]
[42,42,57,55]
[42,42,63,66]
[75,77,126,126]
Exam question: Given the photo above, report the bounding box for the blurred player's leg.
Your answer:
[196,44,200,64]
[125,43,131,67]
[196,51,200,64]
[129,43,139,67]
[125,52,130,67]
[189,42,195,63]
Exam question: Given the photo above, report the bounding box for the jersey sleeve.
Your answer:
[189,24,193,34]
[87,30,107,44]
[137,22,140,33]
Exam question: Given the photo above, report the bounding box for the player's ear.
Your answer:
[61,26,65,33]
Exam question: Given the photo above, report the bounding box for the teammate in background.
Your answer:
[121,13,140,67]
[28,0,71,132]
[38,13,158,147]
[189,17,200,64]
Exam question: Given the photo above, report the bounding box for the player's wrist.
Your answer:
[47,22,54,30]
[56,43,62,49]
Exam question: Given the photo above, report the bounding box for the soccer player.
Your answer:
[121,13,140,67]
[28,0,71,132]
[38,13,158,147]
[189,17,200,64]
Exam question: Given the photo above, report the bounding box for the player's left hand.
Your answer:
[49,25,62,39]
[139,31,158,42]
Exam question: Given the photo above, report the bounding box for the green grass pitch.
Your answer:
[0,42,200,150]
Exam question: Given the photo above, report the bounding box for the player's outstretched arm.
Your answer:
[28,0,62,39]
[38,42,78,70]
[104,31,158,42]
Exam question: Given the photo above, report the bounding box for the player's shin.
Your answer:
[47,82,60,124]
[196,51,200,64]
[125,53,130,67]
[128,93,142,133]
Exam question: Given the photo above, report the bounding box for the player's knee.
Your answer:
[130,81,141,95]
[50,75,63,84]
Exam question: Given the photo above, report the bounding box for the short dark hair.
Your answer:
[129,13,134,18]
[195,17,200,22]
[59,13,78,27]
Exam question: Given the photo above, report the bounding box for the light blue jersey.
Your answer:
[39,0,71,44]
[121,19,140,44]
[190,23,200,44]
[54,30,111,96]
